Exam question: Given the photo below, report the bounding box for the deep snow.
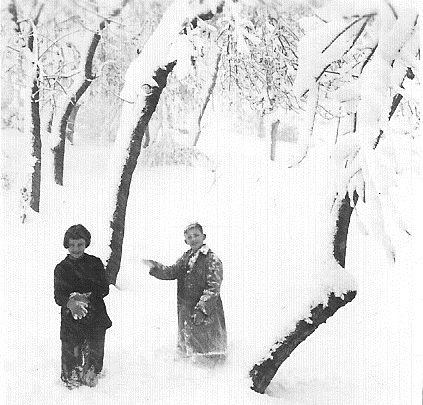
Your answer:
[1,110,422,404]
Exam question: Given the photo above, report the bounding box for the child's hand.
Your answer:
[143,259,158,269]
[193,309,207,326]
[67,293,89,320]
[70,292,91,302]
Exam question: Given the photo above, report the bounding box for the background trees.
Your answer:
[250,0,419,392]
[50,0,130,185]
[1,0,158,213]
[104,0,225,285]
[5,1,44,219]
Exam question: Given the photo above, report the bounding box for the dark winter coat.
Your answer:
[54,253,112,341]
[149,245,227,356]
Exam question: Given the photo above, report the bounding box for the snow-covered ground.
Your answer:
[1,113,422,404]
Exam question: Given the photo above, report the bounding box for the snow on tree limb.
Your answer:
[50,31,98,185]
[293,17,369,98]
[104,0,224,283]
[250,145,360,392]
[309,0,379,21]
[194,51,222,146]
[288,82,319,167]
[267,8,418,390]
[50,34,94,148]
[120,0,222,106]
[9,1,42,216]
[110,0,223,193]
[294,0,419,260]
[50,1,130,185]
[250,289,357,394]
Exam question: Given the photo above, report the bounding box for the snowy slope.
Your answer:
[1,118,422,404]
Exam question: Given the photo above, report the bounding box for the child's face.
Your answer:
[184,228,205,252]
[68,238,86,259]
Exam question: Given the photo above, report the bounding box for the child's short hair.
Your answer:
[63,224,91,248]
[184,222,204,234]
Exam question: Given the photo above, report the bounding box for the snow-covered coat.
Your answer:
[149,245,227,356]
[54,253,112,341]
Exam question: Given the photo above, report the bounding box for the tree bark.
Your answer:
[105,1,223,284]
[10,1,42,213]
[106,62,176,285]
[270,119,280,161]
[27,26,41,212]
[142,124,150,148]
[29,65,41,212]
[52,23,104,185]
[65,103,81,144]
[52,0,130,185]
[250,191,358,394]
[250,290,357,394]
[49,0,130,176]
[193,51,221,146]
[333,191,358,267]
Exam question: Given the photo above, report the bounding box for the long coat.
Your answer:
[54,253,112,341]
[149,245,227,356]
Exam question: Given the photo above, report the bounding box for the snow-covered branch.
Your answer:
[50,0,130,185]
[294,0,420,260]
[104,0,224,283]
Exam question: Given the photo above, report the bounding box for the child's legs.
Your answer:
[61,339,83,381]
[83,331,106,374]
[177,302,193,355]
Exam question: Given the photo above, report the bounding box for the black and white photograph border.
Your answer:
[1,0,422,404]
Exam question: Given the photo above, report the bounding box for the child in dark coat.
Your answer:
[144,223,227,366]
[54,224,112,389]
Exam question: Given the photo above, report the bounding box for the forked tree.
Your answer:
[51,0,129,185]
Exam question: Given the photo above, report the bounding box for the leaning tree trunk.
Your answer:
[250,191,358,394]
[250,70,415,391]
[250,7,418,395]
[106,62,176,285]
[250,290,357,394]
[105,0,223,285]
[51,0,128,185]
[51,23,104,185]
[193,51,221,146]
[65,103,81,144]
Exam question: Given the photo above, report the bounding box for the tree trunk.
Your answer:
[333,191,358,267]
[193,51,221,146]
[105,1,223,285]
[9,1,42,213]
[250,191,358,394]
[65,103,81,144]
[106,62,176,285]
[52,24,104,185]
[250,290,356,394]
[29,68,41,212]
[51,1,129,184]
[27,25,42,213]
[270,119,280,161]
[51,0,130,185]
[142,124,150,148]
